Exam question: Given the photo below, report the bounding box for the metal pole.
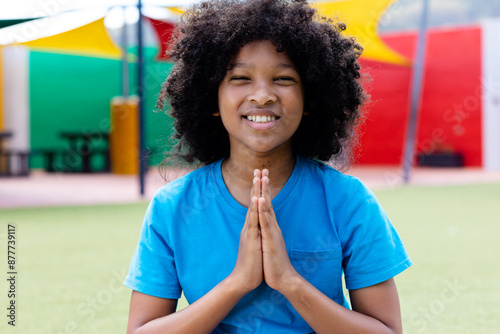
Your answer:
[121,6,129,98]
[137,0,146,196]
[402,0,430,183]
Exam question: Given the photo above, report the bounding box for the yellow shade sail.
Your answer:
[313,0,410,66]
[166,7,185,16]
[20,18,121,59]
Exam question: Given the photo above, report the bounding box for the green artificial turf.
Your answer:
[376,183,500,334]
[0,182,498,333]
[0,203,149,334]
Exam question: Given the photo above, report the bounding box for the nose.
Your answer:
[248,82,277,106]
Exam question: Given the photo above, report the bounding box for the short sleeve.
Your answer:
[341,179,412,290]
[124,196,182,299]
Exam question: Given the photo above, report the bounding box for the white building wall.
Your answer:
[482,19,500,170]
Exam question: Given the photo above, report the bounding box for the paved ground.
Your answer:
[1,166,500,209]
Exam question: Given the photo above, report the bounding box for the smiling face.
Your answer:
[217,40,305,158]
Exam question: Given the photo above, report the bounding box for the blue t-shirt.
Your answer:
[124,156,412,333]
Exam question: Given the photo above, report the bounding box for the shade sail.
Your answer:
[19,18,121,58]
[145,16,175,60]
[0,18,39,29]
[313,0,410,66]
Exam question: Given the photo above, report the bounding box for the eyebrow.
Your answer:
[229,62,297,70]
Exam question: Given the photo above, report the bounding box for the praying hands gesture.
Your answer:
[231,169,298,294]
[229,169,404,334]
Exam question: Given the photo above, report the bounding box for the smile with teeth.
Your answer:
[245,115,278,123]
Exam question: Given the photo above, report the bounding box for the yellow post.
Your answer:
[110,96,139,174]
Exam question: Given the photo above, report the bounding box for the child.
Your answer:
[124,0,412,333]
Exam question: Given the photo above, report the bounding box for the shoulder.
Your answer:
[297,156,383,231]
[142,161,221,231]
[298,156,370,198]
[145,161,222,223]
[152,161,219,204]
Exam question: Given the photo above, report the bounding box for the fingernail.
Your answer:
[254,170,258,176]
[267,178,270,184]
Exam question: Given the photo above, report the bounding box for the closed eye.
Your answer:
[274,76,298,85]
[230,76,250,81]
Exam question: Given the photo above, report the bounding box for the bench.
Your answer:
[37,148,110,173]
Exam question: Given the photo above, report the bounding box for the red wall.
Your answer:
[357,26,483,166]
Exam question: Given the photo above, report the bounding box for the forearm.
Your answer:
[135,276,247,334]
[281,275,398,334]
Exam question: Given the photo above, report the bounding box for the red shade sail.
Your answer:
[145,16,175,61]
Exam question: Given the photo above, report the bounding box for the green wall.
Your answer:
[29,47,174,169]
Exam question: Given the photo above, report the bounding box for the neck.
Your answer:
[222,146,296,198]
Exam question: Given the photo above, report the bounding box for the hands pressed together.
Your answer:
[231,169,299,295]
[227,170,403,334]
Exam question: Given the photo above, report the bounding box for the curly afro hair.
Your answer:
[157,0,366,165]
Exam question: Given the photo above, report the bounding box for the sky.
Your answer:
[379,0,500,32]
[1,0,500,45]
[0,0,196,19]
